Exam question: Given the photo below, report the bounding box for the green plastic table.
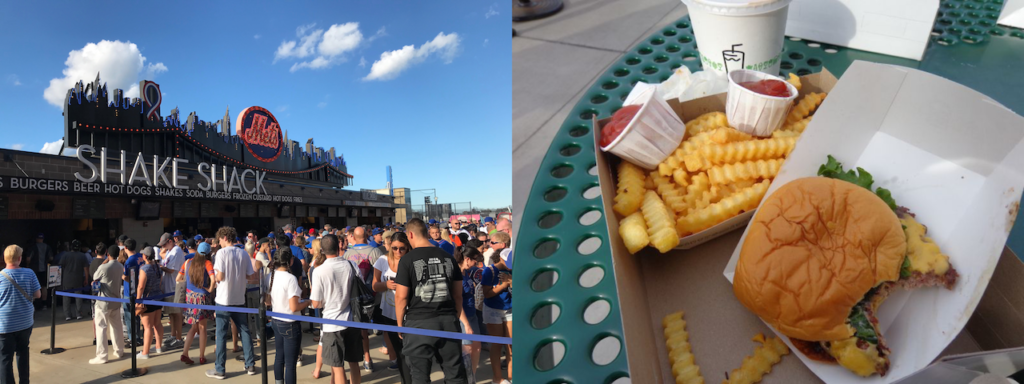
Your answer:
[514,1,1024,382]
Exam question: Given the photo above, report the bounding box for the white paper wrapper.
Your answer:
[601,90,685,170]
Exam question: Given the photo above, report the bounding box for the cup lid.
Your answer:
[684,0,792,16]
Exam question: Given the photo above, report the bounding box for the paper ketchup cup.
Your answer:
[600,90,686,170]
[682,0,793,76]
[725,69,798,137]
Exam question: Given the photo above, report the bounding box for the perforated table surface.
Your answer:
[513,2,1024,383]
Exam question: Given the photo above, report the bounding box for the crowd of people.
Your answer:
[0,216,514,384]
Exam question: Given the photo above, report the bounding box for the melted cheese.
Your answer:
[900,216,950,275]
[828,337,884,377]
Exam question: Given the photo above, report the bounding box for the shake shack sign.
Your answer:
[0,145,302,203]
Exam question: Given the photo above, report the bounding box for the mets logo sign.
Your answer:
[236,106,283,162]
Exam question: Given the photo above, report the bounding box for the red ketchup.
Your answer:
[738,79,791,98]
[600,104,642,147]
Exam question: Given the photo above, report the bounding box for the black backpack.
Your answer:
[343,260,376,323]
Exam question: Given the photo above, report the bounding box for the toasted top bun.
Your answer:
[733,177,906,342]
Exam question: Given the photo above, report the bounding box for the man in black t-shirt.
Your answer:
[395,219,473,384]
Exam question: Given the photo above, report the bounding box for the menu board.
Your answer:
[328,207,337,217]
[0,196,6,219]
[199,202,217,217]
[173,201,197,217]
[240,204,256,218]
[72,198,105,219]
[296,205,308,218]
[258,204,272,217]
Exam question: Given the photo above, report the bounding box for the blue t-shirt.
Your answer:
[368,240,379,249]
[184,252,196,261]
[289,245,305,261]
[0,268,40,333]
[437,241,455,256]
[462,266,482,316]
[122,254,142,296]
[482,266,512,311]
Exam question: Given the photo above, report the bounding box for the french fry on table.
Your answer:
[722,334,790,384]
[663,311,705,384]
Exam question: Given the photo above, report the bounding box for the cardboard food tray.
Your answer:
[595,69,837,250]
[594,61,1024,384]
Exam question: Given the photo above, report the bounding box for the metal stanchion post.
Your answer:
[260,269,268,384]
[121,269,147,378]
[39,287,65,355]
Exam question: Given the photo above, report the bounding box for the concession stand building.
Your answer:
[0,76,396,247]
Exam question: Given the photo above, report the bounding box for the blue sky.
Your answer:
[0,1,511,209]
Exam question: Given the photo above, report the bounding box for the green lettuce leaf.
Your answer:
[817,155,898,212]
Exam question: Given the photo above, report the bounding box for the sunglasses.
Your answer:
[391,246,408,252]
[490,241,502,245]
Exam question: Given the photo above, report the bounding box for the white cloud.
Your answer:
[274,26,324,62]
[317,101,327,108]
[297,22,317,36]
[277,22,369,71]
[42,40,167,108]
[40,139,63,155]
[7,75,20,86]
[254,34,261,40]
[289,56,332,72]
[485,4,499,18]
[10,144,24,150]
[484,38,489,47]
[277,105,289,113]
[319,23,362,57]
[367,26,387,42]
[359,57,367,68]
[364,32,461,81]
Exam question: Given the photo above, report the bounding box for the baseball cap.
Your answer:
[157,232,172,247]
[172,230,183,238]
[268,232,276,239]
[372,228,383,235]
[194,235,204,241]
[428,219,438,225]
[296,226,304,234]
[483,216,495,224]
[140,246,155,258]
[117,234,129,243]
[501,249,513,268]
[309,228,315,235]
[36,233,44,239]
[320,230,327,236]
[197,242,212,255]
[186,239,197,250]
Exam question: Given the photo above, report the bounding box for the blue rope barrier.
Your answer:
[56,291,129,303]
[266,311,514,345]
[53,290,511,344]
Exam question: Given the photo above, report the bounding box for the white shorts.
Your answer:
[482,306,512,325]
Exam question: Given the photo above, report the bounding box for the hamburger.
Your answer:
[732,156,958,377]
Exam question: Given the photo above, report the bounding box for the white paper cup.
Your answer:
[725,69,798,137]
[683,0,792,76]
[600,91,686,170]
